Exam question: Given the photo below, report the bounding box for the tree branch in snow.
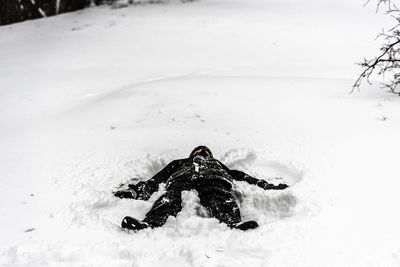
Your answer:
[353,0,400,95]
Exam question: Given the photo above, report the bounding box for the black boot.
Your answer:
[231,220,259,231]
[121,216,150,231]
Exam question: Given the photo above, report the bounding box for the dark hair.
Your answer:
[189,145,213,158]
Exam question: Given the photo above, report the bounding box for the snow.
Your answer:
[1,0,400,266]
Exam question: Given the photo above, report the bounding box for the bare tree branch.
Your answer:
[353,0,400,95]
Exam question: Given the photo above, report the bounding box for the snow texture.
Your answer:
[1,0,400,266]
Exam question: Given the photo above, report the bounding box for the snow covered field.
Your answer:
[1,0,400,266]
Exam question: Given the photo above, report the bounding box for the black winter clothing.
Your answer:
[115,155,288,228]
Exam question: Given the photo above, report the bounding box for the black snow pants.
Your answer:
[142,181,241,227]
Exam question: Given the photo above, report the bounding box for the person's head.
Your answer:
[189,145,213,158]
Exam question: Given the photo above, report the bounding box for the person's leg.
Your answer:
[142,189,183,228]
[196,183,241,226]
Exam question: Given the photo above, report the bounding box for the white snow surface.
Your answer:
[1,0,400,266]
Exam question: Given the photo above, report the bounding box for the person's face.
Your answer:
[193,148,212,157]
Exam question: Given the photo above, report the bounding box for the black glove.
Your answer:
[114,188,138,199]
[257,180,289,190]
[114,181,156,200]
[275,183,289,190]
[129,181,155,200]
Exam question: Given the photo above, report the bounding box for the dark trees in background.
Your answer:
[58,0,91,14]
[0,0,91,26]
[0,0,192,26]
[0,0,48,25]
[353,0,400,95]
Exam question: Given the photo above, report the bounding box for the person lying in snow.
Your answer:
[114,145,289,231]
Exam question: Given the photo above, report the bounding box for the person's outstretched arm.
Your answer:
[114,159,186,200]
[218,161,289,190]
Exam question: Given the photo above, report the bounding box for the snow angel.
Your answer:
[114,145,289,231]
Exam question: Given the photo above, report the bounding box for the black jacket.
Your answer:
[116,155,288,200]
